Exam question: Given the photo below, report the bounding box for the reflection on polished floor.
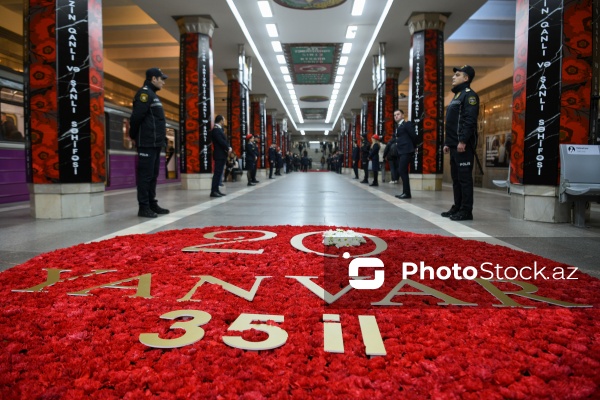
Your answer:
[1,171,599,278]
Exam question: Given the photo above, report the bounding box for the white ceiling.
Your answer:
[0,0,517,142]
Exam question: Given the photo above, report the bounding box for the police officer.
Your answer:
[129,67,170,218]
[442,65,479,221]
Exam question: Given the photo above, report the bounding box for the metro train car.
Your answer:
[0,69,179,205]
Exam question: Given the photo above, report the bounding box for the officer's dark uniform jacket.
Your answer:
[129,80,166,148]
[444,81,479,148]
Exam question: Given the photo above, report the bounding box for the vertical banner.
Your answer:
[410,31,425,174]
[436,30,445,173]
[260,102,266,168]
[511,0,529,184]
[227,78,241,160]
[198,33,212,173]
[240,86,249,170]
[592,0,600,145]
[57,0,91,182]
[523,0,563,184]
[376,84,385,139]
[180,33,194,174]
[361,103,368,144]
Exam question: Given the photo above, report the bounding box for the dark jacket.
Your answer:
[245,141,258,165]
[352,145,360,163]
[394,120,416,154]
[445,82,479,147]
[129,80,166,148]
[360,142,370,160]
[209,124,229,160]
[369,142,381,170]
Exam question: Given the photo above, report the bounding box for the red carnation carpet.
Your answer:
[0,225,599,399]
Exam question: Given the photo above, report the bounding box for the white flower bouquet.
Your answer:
[322,229,366,248]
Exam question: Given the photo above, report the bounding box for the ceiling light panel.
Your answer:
[257,1,273,17]
[342,43,352,54]
[346,26,357,39]
[276,55,286,64]
[271,41,282,52]
[351,0,365,16]
[266,24,279,37]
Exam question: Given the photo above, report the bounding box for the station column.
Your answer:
[250,94,267,171]
[407,13,447,191]
[176,16,215,191]
[225,68,249,170]
[25,0,105,219]
[509,0,593,222]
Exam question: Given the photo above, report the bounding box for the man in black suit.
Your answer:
[393,109,416,199]
[352,141,360,179]
[245,134,258,186]
[268,143,276,179]
[360,138,370,184]
[209,115,231,198]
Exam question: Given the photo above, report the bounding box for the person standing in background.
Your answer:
[392,109,416,199]
[352,140,360,179]
[245,134,258,186]
[209,115,231,198]
[368,134,381,187]
[360,138,370,184]
[129,67,170,218]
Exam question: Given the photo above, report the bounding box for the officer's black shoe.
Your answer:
[441,205,460,218]
[252,180,260,184]
[395,193,411,199]
[247,182,256,186]
[360,180,369,184]
[450,210,473,221]
[217,191,226,196]
[150,204,170,214]
[209,192,223,198]
[138,207,158,218]
[369,182,379,187]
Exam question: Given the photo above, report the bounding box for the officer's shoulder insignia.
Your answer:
[468,96,477,105]
[140,93,149,103]
[454,93,460,99]
[465,88,471,92]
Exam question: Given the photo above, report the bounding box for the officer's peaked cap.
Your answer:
[146,67,168,80]
[453,65,475,81]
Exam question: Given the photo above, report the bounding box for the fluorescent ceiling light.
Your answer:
[339,56,348,66]
[283,75,291,82]
[271,41,282,52]
[333,83,341,89]
[309,141,320,144]
[258,1,273,17]
[342,43,352,54]
[346,26,357,39]
[266,24,279,37]
[276,55,286,64]
[280,66,289,74]
[290,94,297,100]
[331,94,338,100]
[337,67,345,75]
[335,75,343,83]
[332,89,339,95]
[286,83,294,90]
[351,0,365,16]
[301,130,306,136]
[324,131,329,136]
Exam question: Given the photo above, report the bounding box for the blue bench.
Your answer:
[559,144,600,228]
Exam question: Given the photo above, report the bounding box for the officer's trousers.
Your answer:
[449,146,474,211]
[136,147,161,207]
